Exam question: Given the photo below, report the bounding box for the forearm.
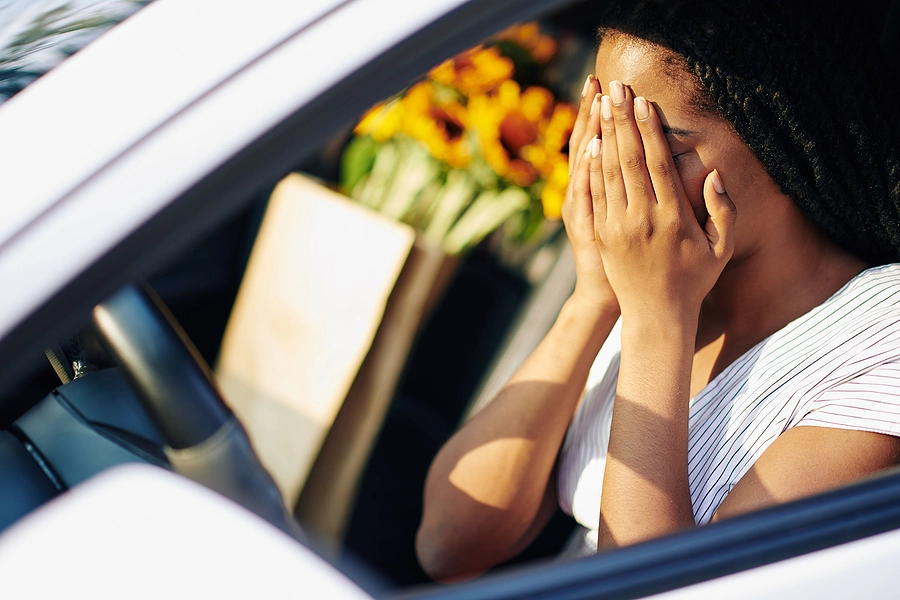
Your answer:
[443,296,618,509]
[598,314,697,548]
[584,74,735,550]
[417,295,619,579]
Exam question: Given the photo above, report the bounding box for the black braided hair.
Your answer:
[596,0,900,265]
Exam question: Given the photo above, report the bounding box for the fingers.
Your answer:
[569,75,601,176]
[599,94,627,216]
[583,81,736,316]
[565,137,595,223]
[569,75,593,156]
[702,169,737,261]
[588,136,606,227]
[578,94,602,162]
[632,96,686,214]
[564,74,603,227]
[606,81,656,212]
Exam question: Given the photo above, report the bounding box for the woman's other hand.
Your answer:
[591,81,736,325]
[562,75,619,315]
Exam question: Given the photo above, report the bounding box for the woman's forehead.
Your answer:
[594,35,683,99]
[594,33,716,132]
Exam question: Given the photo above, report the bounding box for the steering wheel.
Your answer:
[92,284,305,542]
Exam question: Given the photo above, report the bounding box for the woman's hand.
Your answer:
[562,75,619,315]
[591,81,736,325]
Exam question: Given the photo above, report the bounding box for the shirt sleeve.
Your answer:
[797,361,900,437]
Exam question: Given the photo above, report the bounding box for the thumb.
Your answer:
[703,169,736,261]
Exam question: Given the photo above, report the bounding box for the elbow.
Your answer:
[415,523,486,584]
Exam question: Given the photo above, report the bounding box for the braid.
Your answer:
[598,0,900,265]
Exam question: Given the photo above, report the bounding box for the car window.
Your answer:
[0,0,153,105]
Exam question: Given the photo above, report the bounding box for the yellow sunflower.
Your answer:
[429,45,514,96]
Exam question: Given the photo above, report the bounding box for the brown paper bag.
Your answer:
[294,235,458,545]
[215,174,415,506]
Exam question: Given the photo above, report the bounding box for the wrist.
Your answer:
[619,310,698,350]
[616,313,697,418]
[618,295,701,334]
[567,287,620,322]
[555,293,620,353]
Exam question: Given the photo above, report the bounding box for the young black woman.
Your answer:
[417,0,900,581]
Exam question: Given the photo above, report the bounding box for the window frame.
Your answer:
[398,467,900,599]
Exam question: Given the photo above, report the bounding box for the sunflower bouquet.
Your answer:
[341,23,576,261]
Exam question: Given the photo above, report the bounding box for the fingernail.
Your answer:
[582,75,592,98]
[601,95,612,119]
[590,93,601,116]
[634,96,649,120]
[590,136,600,158]
[712,169,725,194]
[609,80,625,105]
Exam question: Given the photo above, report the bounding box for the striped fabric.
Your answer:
[557,264,900,548]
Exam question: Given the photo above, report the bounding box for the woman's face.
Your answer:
[594,34,791,260]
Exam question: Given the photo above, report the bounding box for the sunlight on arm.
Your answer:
[448,437,539,509]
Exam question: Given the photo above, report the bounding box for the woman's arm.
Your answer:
[416,295,618,581]
[713,425,900,521]
[416,76,620,581]
[588,85,735,547]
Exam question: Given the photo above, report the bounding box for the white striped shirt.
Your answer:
[557,264,900,551]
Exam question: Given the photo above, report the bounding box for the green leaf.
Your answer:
[379,138,440,221]
[340,135,378,194]
[442,186,530,254]
[423,169,477,242]
[355,139,399,209]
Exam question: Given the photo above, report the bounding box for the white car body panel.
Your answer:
[0,464,373,599]
[6,463,900,599]
[649,525,900,600]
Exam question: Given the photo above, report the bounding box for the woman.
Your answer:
[416,0,900,581]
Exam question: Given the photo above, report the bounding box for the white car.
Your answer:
[1,0,899,598]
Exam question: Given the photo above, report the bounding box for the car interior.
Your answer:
[0,0,898,597]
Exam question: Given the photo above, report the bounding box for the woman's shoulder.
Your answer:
[843,263,900,290]
[826,263,900,301]
[794,263,900,330]
[747,264,900,386]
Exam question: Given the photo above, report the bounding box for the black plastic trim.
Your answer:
[394,467,900,599]
[10,429,65,492]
